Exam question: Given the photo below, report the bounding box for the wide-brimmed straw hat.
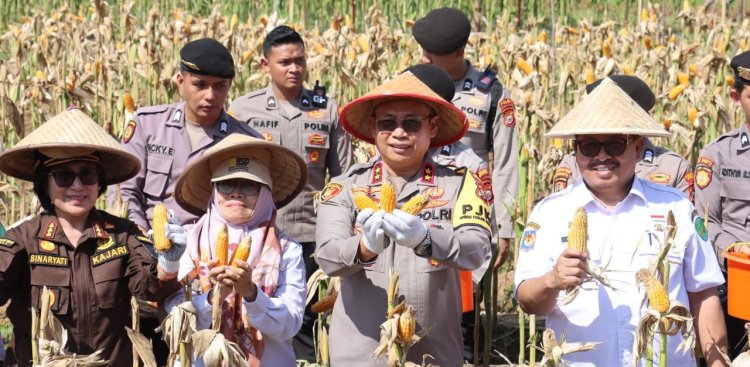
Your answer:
[0,108,140,185]
[339,71,468,148]
[175,133,307,215]
[546,77,671,139]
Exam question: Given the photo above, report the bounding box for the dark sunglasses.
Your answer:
[48,169,100,187]
[374,115,433,133]
[575,138,629,157]
[216,180,261,196]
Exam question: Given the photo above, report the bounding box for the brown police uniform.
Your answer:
[553,138,694,200]
[452,62,518,239]
[0,210,178,367]
[228,85,353,243]
[694,124,750,262]
[115,102,259,230]
[315,157,492,366]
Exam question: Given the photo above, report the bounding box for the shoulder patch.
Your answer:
[499,98,516,127]
[122,120,136,144]
[695,157,714,189]
[452,171,491,231]
[136,235,153,246]
[694,215,708,241]
[320,183,343,202]
[520,226,538,251]
[0,238,15,247]
[553,167,572,192]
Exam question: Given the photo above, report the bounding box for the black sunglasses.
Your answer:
[48,169,100,187]
[216,180,261,196]
[575,138,629,157]
[374,115,433,134]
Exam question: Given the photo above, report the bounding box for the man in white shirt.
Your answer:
[514,78,728,366]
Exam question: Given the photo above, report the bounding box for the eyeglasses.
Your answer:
[48,169,100,187]
[216,180,261,196]
[374,115,434,133]
[575,138,629,157]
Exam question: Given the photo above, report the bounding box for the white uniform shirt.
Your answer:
[514,178,723,367]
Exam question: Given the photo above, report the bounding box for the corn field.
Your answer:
[0,0,749,364]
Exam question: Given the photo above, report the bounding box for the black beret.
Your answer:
[586,75,655,112]
[413,8,471,55]
[730,51,750,84]
[179,38,235,79]
[403,64,455,102]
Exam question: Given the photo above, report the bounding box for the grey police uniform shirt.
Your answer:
[114,102,260,230]
[695,123,750,264]
[315,156,492,367]
[553,138,694,200]
[452,62,518,239]
[229,85,353,243]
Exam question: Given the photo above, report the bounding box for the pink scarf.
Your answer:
[182,185,285,365]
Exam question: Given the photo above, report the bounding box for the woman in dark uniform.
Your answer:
[0,108,183,366]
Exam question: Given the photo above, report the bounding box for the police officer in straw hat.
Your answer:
[695,50,750,359]
[515,78,728,366]
[315,69,492,365]
[553,75,694,200]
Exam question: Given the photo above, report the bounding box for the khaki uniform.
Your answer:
[0,211,179,367]
[229,86,353,243]
[116,102,259,230]
[451,62,518,239]
[315,157,492,366]
[694,123,750,260]
[553,138,694,200]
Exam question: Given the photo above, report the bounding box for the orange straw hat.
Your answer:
[0,108,140,185]
[546,77,671,139]
[175,133,308,215]
[339,71,468,148]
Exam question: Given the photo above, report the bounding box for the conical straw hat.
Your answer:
[0,108,140,185]
[339,71,468,147]
[546,78,671,139]
[175,133,308,215]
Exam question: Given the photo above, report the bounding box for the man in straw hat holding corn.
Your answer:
[514,78,728,366]
[553,75,694,201]
[0,108,182,366]
[315,69,492,365]
[695,50,750,359]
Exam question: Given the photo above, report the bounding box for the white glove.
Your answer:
[356,208,387,254]
[382,209,428,249]
[157,209,187,273]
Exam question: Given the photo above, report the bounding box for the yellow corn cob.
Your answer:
[663,118,672,131]
[352,189,378,211]
[584,66,595,84]
[688,107,698,124]
[215,224,229,266]
[152,204,171,251]
[517,58,534,76]
[641,9,649,22]
[397,306,416,342]
[539,30,548,43]
[567,26,579,35]
[567,207,588,251]
[124,93,136,113]
[668,84,687,100]
[688,64,699,75]
[400,192,430,215]
[727,76,735,86]
[636,269,670,313]
[357,35,369,52]
[526,34,536,45]
[677,72,690,86]
[602,40,612,58]
[311,290,338,313]
[622,65,634,75]
[668,34,677,45]
[230,236,252,267]
[241,50,253,64]
[379,180,396,213]
[643,35,653,50]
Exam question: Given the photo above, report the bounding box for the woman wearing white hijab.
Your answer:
[167,133,308,366]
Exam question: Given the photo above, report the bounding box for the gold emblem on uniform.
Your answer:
[307,150,320,163]
[319,183,343,202]
[469,96,485,107]
[648,172,671,184]
[43,222,57,239]
[39,240,56,252]
[423,187,449,209]
[261,132,273,141]
[96,236,116,252]
[307,110,325,119]
[469,119,481,128]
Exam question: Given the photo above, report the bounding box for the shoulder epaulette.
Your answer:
[240,89,268,100]
[135,104,171,116]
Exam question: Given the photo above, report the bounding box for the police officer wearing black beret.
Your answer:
[112,37,260,365]
[414,8,519,363]
[696,50,750,360]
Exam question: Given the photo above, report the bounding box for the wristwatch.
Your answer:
[413,229,432,257]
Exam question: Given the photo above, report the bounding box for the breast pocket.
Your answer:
[720,182,750,227]
[91,250,128,309]
[302,129,330,168]
[143,155,174,198]
[30,266,71,315]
